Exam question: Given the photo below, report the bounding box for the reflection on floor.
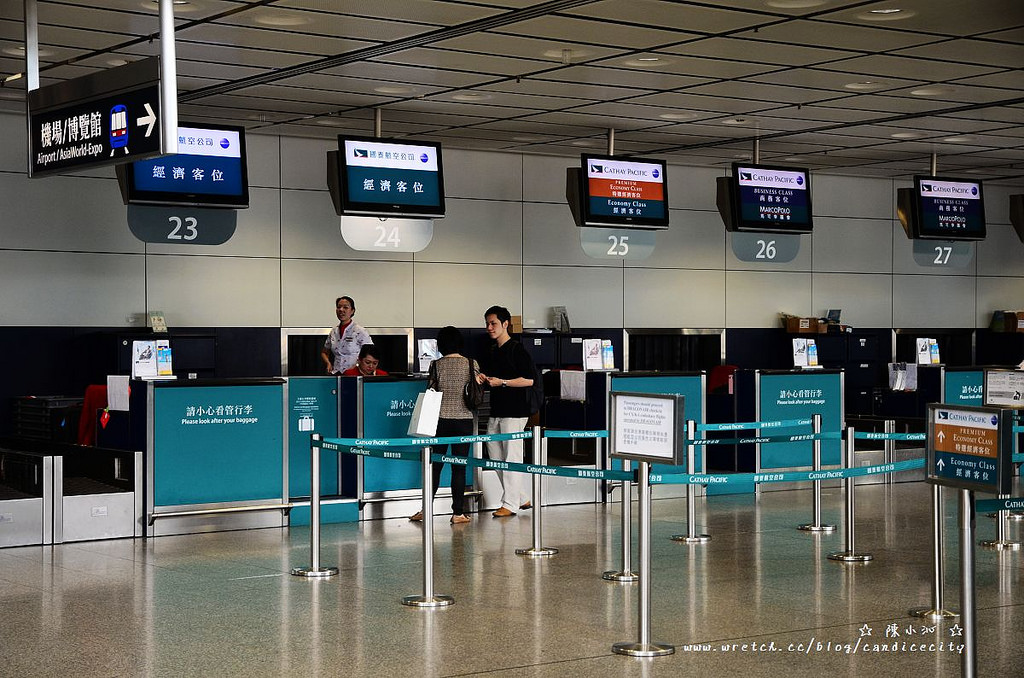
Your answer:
[1,482,1021,677]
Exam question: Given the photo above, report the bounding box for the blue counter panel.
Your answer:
[153,383,284,507]
[287,377,339,499]
[759,372,842,469]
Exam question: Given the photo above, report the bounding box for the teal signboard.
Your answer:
[944,369,983,406]
[153,382,284,506]
[287,377,339,499]
[758,371,842,469]
[611,374,704,475]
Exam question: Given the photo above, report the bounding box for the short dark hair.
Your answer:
[357,344,379,361]
[335,296,356,312]
[436,326,464,356]
[484,305,511,326]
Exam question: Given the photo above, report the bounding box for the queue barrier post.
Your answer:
[516,426,558,558]
[291,433,339,578]
[612,460,674,657]
[828,427,872,563]
[402,444,454,608]
[884,419,895,486]
[959,489,978,678]
[671,420,710,544]
[979,492,1021,550]
[909,484,958,620]
[603,457,638,583]
[798,413,835,533]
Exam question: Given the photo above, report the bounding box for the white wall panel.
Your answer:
[0,251,145,326]
[413,263,522,328]
[892,226,977,276]
[524,266,624,329]
[147,256,281,327]
[445,148,522,201]
[976,277,1024,327]
[419,199,523,264]
[246,133,280,189]
[281,259,413,328]
[811,273,893,327]
[0,112,26,173]
[977,223,1024,276]
[0,174,143,253]
[725,271,812,326]
[667,164,722,212]
[624,268,725,328]
[892,274,976,328]
[280,136,335,190]
[280,188,413,261]
[523,202,618,267]
[813,174,893,219]
[523,154,574,203]
[811,217,894,274]
[627,209,725,270]
[147,187,281,257]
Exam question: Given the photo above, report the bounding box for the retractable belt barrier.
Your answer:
[650,458,925,485]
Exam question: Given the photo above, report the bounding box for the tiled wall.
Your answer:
[2,111,1022,331]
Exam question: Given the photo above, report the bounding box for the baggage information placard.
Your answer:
[610,391,684,466]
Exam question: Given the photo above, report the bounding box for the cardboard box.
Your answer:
[990,311,1024,332]
[511,314,523,334]
[781,314,819,334]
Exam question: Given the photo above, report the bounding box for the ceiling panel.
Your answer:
[736,20,940,52]
[502,15,697,49]
[664,36,860,67]
[533,64,709,90]
[564,0,767,34]
[819,0,1024,37]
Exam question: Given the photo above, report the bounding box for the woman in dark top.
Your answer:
[410,326,478,524]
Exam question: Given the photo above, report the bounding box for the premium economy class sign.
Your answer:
[583,156,667,227]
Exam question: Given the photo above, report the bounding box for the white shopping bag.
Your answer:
[408,388,442,437]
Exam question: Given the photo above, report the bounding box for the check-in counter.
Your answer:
[0,446,53,547]
[340,375,470,519]
[144,378,287,536]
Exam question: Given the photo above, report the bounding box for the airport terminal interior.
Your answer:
[1,1,1024,676]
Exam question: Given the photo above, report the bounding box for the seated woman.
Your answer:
[342,344,388,377]
[410,326,477,524]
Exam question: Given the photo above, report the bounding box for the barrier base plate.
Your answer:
[603,570,639,583]
[908,606,959,620]
[828,551,873,562]
[670,533,711,543]
[401,594,454,608]
[612,641,675,657]
[798,523,836,532]
[290,566,339,578]
[979,539,1021,550]
[515,547,558,557]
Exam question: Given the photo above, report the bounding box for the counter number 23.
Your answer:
[167,216,198,241]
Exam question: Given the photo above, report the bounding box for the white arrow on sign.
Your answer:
[937,430,945,443]
[936,458,945,471]
[136,103,157,137]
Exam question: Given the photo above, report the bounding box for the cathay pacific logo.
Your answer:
[740,172,752,181]
[420,152,429,163]
[796,175,804,186]
[354,149,368,158]
[591,164,604,173]
[652,168,660,179]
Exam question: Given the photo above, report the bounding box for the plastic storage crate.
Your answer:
[12,396,83,442]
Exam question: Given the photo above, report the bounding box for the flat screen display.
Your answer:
[579,154,669,229]
[118,123,249,208]
[335,135,445,218]
[729,163,812,233]
[912,176,986,240]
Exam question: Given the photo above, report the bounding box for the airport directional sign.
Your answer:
[28,57,165,177]
[927,404,1011,494]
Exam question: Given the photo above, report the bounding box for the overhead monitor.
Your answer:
[116,122,249,208]
[724,162,813,234]
[570,154,669,229]
[328,135,445,218]
[898,176,986,241]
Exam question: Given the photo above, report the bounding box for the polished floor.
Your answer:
[1,481,1022,677]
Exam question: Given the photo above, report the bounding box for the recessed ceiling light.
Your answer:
[314,117,348,127]
[107,58,129,67]
[570,140,598,147]
[542,48,592,63]
[624,56,671,68]
[373,85,414,95]
[2,46,54,57]
[143,0,195,10]
[910,85,955,96]
[890,132,920,139]
[844,80,886,91]
[784,156,802,161]
[765,0,828,8]
[253,13,311,27]
[452,92,492,101]
[943,136,972,143]
[733,153,751,159]
[721,117,750,125]
[512,136,545,142]
[659,112,699,120]
[858,7,916,21]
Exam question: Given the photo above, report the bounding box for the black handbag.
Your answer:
[463,358,484,410]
